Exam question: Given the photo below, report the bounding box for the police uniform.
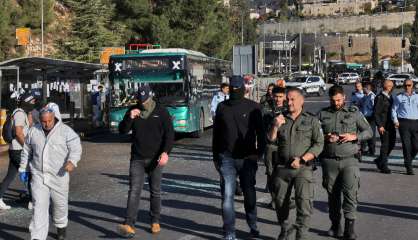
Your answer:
[391,91,418,175]
[272,111,324,240]
[318,105,372,239]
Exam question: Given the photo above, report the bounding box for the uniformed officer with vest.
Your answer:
[263,86,287,209]
[318,85,372,240]
[268,87,324,240]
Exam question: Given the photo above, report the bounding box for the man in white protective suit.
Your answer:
[19,102,82,240]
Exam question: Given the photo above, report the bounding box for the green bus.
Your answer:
[108,48,231,137]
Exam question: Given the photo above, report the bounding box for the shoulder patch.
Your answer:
[349,106,359,112]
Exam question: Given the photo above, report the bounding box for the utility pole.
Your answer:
[263,24,266,74]
[401,0,406,72]
[241,13,244,45]
[299,31,302,73]
[284,31,288,73]
[41,0,44,57]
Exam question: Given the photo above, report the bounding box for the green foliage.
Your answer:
[410,1,418,74]
[56,0,123,62]
[0,0,16,60]
[19,0,55,29]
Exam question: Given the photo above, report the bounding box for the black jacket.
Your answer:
[212,98,266,163]
[374,92,393,128]
[119,104,174,160]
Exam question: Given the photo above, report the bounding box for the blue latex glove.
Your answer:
[19,172,29,183]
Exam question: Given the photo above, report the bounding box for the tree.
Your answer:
[57,0,123,62]
[0,0,18,61]
[371,35,379,68]
[410,1,418,74]
[19,0,55,30]
[340,45,346,62]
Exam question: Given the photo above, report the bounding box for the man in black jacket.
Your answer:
[373,80,395,173]
[117,85,174,238]
[213,76,266,240]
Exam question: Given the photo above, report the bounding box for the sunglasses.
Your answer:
[40,107,54,114]
[404,84,413,87]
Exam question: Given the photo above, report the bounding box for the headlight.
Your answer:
[110,121,118,127]
[176,120,187,125]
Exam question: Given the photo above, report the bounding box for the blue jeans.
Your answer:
[219,153,258,237]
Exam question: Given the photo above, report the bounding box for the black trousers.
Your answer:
[377,124,396,168]
[398,119,418,169]
[125,159,163,227]
[362,116,376,154]
[0,150,21,198]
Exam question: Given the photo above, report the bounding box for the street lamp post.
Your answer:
[401,0,406,72]
[41,0,44,57]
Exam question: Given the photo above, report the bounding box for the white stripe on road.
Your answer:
[176,195,271,240]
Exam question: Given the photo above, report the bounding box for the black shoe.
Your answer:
[406,168,415,175]
[277,224,290,240]
[235,182,243,196]
[380,167,392,174]
[328,222,343,238]
[57,227,66,240]
[373,158,382,170]
[250,229,260,238]
[343,219,357,240]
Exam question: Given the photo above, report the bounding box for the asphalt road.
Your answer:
[0,85,417,240]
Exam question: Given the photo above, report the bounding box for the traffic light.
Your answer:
[402,38,406,48]
[348,36,353,48]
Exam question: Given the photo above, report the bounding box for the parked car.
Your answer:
[336,72,361,84]
[286,75,327,96]
[387,73,418,87]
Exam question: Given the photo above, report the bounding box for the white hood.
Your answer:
[45,102,61,121]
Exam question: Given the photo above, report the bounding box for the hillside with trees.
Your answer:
[0,0,256,62]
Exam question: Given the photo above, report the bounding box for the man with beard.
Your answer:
[268,88,323,240]
[318,85,372,240]
[212,75,265,240]
[117,85,174,238]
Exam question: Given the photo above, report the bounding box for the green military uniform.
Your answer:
[318,105,372,237]
[272,111,324,240]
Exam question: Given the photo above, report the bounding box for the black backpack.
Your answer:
[2,109,23,143]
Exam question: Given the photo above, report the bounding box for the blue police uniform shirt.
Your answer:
[360,91,375,117]
[211,91,229,118]
[391,91,418,123]
[351,91,364,107]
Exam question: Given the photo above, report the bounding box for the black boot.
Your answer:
[343,219,357,240]
[57,227,66,240]
[328,221,343,238]
[277,223,290,240]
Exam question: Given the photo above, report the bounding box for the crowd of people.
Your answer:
[0,75,417,240]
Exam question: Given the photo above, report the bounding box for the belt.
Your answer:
[323,156,355,161]
[398,118,418,121]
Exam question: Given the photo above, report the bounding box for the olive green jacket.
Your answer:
[275,111,324,164]
[318,105,372,158]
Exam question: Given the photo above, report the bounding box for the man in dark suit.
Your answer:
[373,80,396,173]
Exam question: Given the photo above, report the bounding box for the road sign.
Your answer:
[16,28,31,46]
[233,45,257,76]
[100,47,125,64]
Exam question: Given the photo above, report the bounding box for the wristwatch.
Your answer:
[299,157,307,165]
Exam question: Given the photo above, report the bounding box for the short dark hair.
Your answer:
[267,83,275,90]
[287,87,304,96]
[328,85,345,97]
[220,83,229,89]
[272,86,286,95]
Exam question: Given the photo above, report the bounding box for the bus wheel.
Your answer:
[192,110,204,138]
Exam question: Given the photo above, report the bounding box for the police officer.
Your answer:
[268,87,324,240]
[318,85,372,240]
[374,80,396,174]
[391,79,418,175]
[351,82,364,108]
[359,82,376,156]
[262,86,287,208]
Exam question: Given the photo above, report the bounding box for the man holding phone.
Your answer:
[318,85,372,240]
[117,85,174,238]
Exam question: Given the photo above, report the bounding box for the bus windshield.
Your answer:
[110,55,187,107]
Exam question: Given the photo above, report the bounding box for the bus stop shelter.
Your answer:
[0,57,105,120]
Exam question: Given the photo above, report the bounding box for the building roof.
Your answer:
[0,57,104,79]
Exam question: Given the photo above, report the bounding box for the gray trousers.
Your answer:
[30,176,68,240]
[321,157,360,222]
[272,166,314,240]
